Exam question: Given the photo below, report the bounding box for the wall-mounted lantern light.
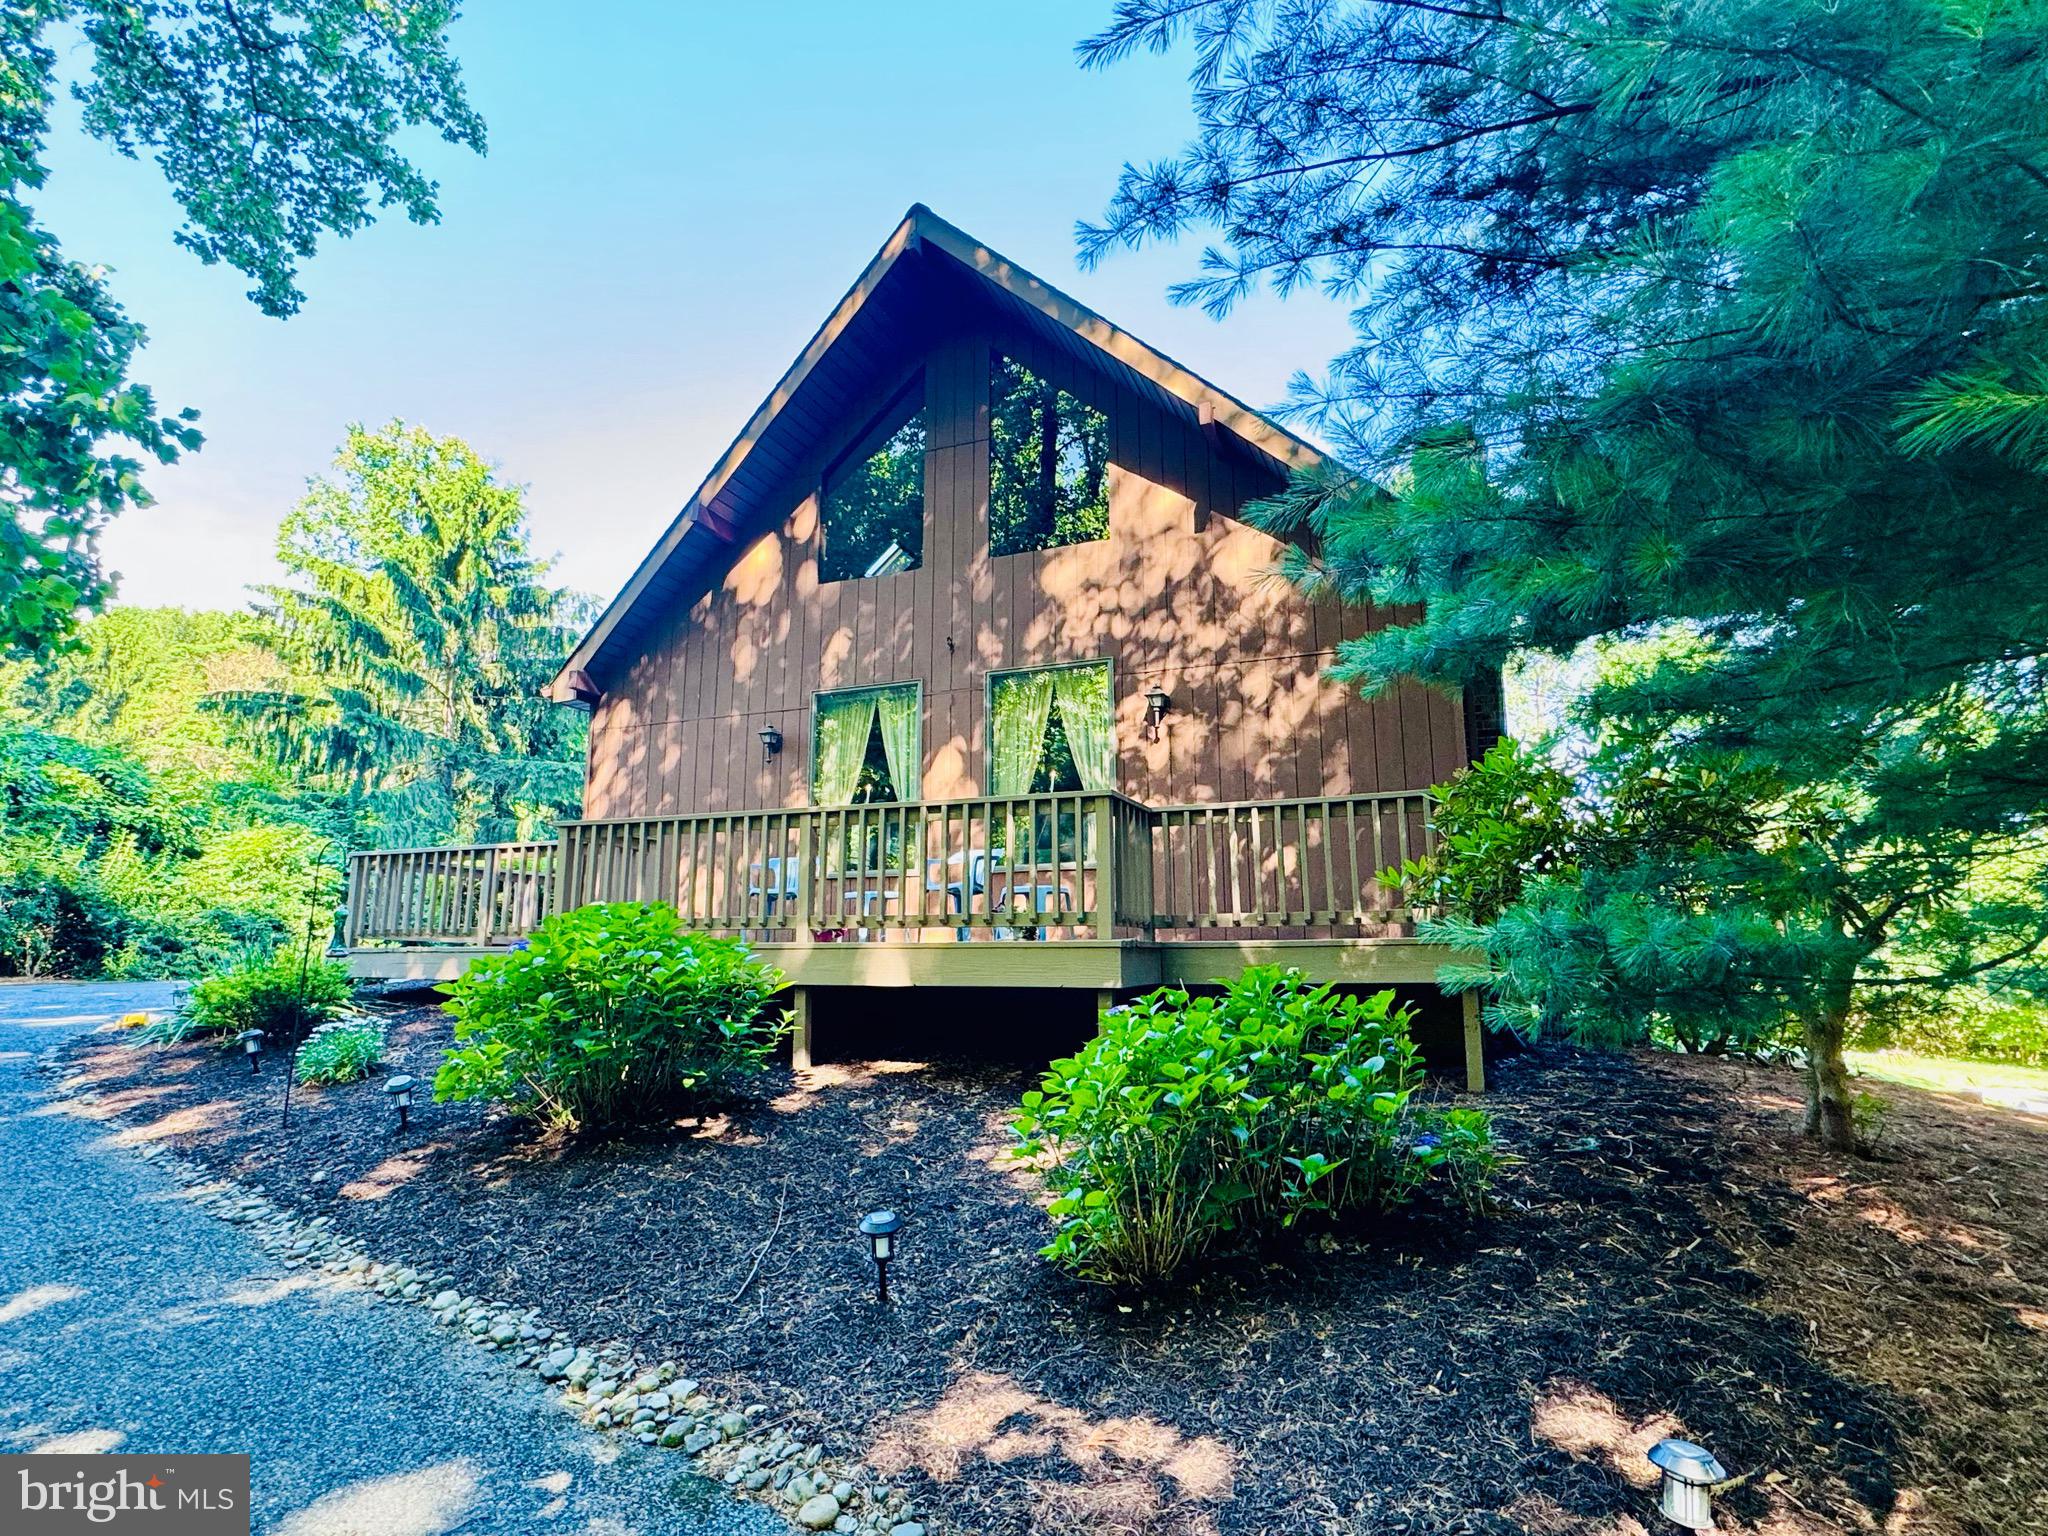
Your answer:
[1143,685,1171,742]
[758,725,784,766]
[383,1073,417,1132]
[858,1208,903,1304]
[1647,1438,1728,1530]
[238,1028,265,1073]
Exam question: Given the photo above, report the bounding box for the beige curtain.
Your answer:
[812,690,879,805]
[988,669,1056,796]
[875,686,920,802]
[1052,663,1115,792]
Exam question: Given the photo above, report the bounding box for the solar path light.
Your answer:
[383,1074,417,1132]
[1647,1438,1728,1530]
[858,1209,903,1304]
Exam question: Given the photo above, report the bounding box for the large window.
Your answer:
[987,661,1114,795]
[988,354,1110,557]
[820,388,925,583]
[811,684,921,805]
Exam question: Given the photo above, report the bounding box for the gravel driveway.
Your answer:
[0,981,786,1535]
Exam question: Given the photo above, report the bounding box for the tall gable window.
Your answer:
[820,386,925,584]
[987,661,1114,795]
[812,684,921,805]
[988,354,1110,557]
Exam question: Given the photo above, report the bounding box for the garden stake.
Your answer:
[280,880,326,1135]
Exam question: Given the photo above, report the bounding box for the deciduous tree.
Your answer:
[1,0,483,654]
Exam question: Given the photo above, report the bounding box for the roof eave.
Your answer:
[550,204,1323,699]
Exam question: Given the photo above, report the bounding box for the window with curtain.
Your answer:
[820,387,926,583]
[988,353,1110,557]
[811,684,920,805]
[987,662,1114,795]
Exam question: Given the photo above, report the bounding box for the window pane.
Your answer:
[812,684,919,804]
[821,407,925,583]
[987,662,1113,795]
[989,354,1110,557]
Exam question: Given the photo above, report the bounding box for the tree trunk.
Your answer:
[1803,965,1857,1151]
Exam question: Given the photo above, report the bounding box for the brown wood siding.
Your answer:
[583,308,1466,819]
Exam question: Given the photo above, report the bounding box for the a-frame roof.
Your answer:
[552,205,1324,698]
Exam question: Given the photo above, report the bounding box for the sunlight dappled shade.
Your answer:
[0,1283,83,1325]
[28,1429,127,1455]
[96,1102,237,1147]
[772,1060,929,1115]
[273,1460,480,1536]
[221,1273,329,1308]
[869,1369,1235,1517]
[340,1153,434,1202]
[1530,1382,1679,1489]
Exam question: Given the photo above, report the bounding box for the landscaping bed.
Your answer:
[58,1006,2046,1536]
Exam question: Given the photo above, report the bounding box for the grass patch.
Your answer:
[1848,1048,2048,1101]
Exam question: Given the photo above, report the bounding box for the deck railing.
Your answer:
[342,840,555,949]
[342,790,1431,949]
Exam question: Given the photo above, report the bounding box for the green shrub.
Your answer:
[1852,985,2048,1068]
[435,902,789,1131]
[182,947,353,1047]
[295,1018,387,1084]
[1012,967,1499,1285]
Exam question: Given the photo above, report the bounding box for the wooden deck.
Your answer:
[340,788,1484,1089]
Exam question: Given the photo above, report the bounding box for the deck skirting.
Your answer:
[345,936,1460,989]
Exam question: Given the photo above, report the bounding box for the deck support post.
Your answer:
[790,986,813,1072]
[1094,988,1116,1023]
[1461,990,1486,1094]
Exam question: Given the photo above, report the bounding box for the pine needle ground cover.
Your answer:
[59,1010,2044,1536]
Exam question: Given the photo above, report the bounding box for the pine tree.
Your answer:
[1082,0,2048,1147]
[214,423,588,848]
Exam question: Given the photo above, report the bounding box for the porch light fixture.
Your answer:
[1647,1438,1728,1530]
[238,1028,265,1073]
[758,725,783,765]
[383,1073,417,1132]
[858,1208,902,1304]
[1143,685,1171,742]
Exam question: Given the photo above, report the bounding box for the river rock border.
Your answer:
[63,1082,930,1536]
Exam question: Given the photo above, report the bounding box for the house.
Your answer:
[341,207,1496,1088]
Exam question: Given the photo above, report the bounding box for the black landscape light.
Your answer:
[1143,685,1171,741]
[858,1209,903,1304]
[1647,1438,1728,1530]
[238,1028,265,1073]
[383,1074,417,1131]
[758,724,783,765]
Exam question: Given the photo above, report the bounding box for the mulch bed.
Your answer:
[54,1006,2047,1536]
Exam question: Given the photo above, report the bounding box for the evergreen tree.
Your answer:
[1082,0,2048,1146]
[215,422,588,848]
[0,1,483,655]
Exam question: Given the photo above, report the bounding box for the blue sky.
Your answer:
[34,2,1356,613]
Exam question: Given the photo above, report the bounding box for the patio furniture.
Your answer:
[926,850,990,940]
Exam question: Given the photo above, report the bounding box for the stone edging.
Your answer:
[54,1075,931,1536]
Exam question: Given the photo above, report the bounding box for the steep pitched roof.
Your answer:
[552,205,1323,698]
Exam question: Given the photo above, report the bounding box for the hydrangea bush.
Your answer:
[436,902,789,1132]
[1013,967,1499,1284]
